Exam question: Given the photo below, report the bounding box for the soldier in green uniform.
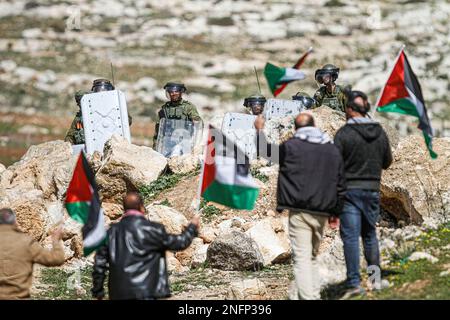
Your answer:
[64,79,132,145]
[243,94,266,116]
[64,90,89,145]
[153,82,201,146]
[312,64,347,113]
[292,91,315,109]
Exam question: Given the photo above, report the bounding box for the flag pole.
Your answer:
[195,125,210,214]
[375,44,406,108]
[254,66,262,94]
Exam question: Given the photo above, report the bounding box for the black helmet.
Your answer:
[315,64,340,84]
[92,79,115,92]
[164,82,186,92]
[292,92,315,109]
[243,94,266,115]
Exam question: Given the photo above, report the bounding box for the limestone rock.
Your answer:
[96,135,167,203]
[167,145,202,175]
[0,140,74,202]
[146,205,188,234]
[102,202,123,220]
[316,235,347,289]
[0,163,5,175]
[217,217,247,234]
[226,279,268,300]
[245,218,290,265]
[167,252,189,274]
[191,244,209,268]
[10,193,47,242]
[206,230,264,271]
[175,237,204,267]
[381,136,450,225]
[198,225,217,243]
[408,251,439,264]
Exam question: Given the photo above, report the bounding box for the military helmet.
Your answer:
[292,91,315,109]
[243,94,266,108]
[315,64,340,84]
[74,90,90,106]
[244,94,266,115]
[164,82,186,93]
[92,79,115,92]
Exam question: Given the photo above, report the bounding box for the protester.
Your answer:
[334,90,393,299]
[91,192,200,300]
[255,113,346,300]
[0,208,65,299]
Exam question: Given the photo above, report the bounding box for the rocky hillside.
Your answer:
[0,107,448,299]
[1,0,450,165]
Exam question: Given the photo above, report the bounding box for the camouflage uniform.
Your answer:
[153,99,201,144]
[65,111,85,145]
[312,85,347,113]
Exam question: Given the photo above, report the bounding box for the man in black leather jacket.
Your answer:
[91,192,200,300]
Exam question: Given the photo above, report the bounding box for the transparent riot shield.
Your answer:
[264,98,307,121]
[221,112,257,160]
[156,118,203,158]
[80,90,131,155]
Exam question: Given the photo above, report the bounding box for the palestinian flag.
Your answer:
[200,126,259,210]
[65,152,106,256]
[264,47,312,97]
[376,48,437,158]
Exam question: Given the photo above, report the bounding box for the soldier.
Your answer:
[65,79,132,145]
[243,94,267,116]
[153,82,201,145]
[312,64,347,112]
[64,90,89,145]
[292,92,315,109]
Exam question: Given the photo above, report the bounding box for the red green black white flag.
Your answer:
[65,152,106,256]
[376,47,437,159]
[200,126,259,210]
[264,47,312,97]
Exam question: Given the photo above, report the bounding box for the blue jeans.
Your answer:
[339,189,381,288]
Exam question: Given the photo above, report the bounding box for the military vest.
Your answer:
[316,85,346,112]
[161,100,190,120]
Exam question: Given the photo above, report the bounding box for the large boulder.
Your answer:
[0,140,75,202]
[146,204,189,234]
[0,141,76,243]
[245,218,290,265]
[96,135,167,203]
[206,230,264,271]
[381,136,450,225]
[0,163,5,175]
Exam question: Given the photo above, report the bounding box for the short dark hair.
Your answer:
[345,89,371,115]
[0,208,16,225]
[295,113,315,129]
[123,192,144,211]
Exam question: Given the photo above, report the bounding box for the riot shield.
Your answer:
[80,90,131,155]
[221,112,257,160]
[71,144,85,156]
[156,118,203,158]
[264,98,306,121]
